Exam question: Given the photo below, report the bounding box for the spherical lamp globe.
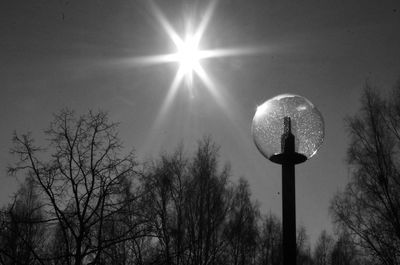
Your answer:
[251,94,324,163]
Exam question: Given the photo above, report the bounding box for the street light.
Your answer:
[251,94,324,265]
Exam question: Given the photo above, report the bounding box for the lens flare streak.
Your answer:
[129,0,268,133]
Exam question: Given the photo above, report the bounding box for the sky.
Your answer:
[1,0,400,246]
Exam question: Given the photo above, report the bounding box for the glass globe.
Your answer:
[251,94,324,161]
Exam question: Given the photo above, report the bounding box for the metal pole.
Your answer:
[270,117,306,265]
[281,117,296,265]
[282,160,296,265]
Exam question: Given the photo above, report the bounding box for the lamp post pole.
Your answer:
[282,156,296,265]
[251,94,324,265]
[270,117,306,265]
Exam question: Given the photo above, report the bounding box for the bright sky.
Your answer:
[1,0,400,246]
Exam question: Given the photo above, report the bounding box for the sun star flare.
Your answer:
[177,34,201,75]
[127,0,269,132]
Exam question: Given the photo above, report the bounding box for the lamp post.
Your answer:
[251,94,324,265]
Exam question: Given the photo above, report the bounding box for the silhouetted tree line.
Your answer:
[2,80,400,265]
[331,81,400,265]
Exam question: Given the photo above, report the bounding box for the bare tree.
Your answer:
[0,177,46,265]
[296,226,312,265]
[330,83,400,265]
[224,178,259,265]
[257,213,282,265]
[8,109,141,265]
[140,138,235,265]
[331,230,363,265]
[183,137,232,265]
[140,147,188,265]
[313,230,334,265]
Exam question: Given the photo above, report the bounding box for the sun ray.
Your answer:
[198,46,270,59]
[133,1,276,158]
[129,1,270,99]
[149,1,183,47]
[193,0,217,44]
[126,0,271,144]
[154,67,185,125]
[124,53,178,66]
[194,63,229,113]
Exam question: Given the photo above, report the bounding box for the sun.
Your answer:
[174,33,202,87]
[139,0,223,108]
[125,0,270,153]
[177,34,200,74]
[125,0,268,128]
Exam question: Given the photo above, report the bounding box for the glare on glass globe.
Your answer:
[251,94,324,161]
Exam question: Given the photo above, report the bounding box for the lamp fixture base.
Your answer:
[270,152,307,165]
